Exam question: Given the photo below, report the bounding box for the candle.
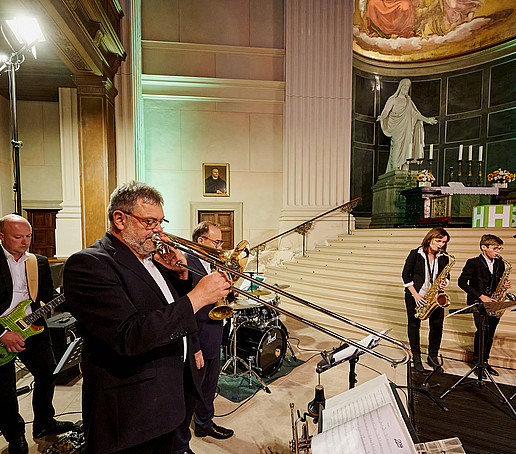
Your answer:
[458,144,463,161]
[409,143,412,159]
[418,144,424,160]
[478,145,483,162]
[429,144,434,160]
[468,145,473,161]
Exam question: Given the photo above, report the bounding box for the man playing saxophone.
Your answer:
[402,228,451,373]
[458,234,512,379]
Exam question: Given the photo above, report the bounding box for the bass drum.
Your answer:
[236,324,287,377]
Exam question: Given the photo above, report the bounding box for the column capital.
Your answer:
[73,75,118,101]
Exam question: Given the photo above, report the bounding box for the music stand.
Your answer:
[440,301,516,419]
[54,337,83,375]
[316,330,388,389]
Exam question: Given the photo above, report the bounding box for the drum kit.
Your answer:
[221,283,292,389]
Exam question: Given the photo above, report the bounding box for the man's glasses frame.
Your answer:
[200,236,224,248]
[120,211,169,230]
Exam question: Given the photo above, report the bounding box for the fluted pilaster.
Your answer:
[281,0,354,247]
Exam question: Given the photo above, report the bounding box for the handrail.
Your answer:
[249,197,360,271]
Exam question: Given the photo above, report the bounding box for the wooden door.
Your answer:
[25,209,59,257]
[198,211,234,249]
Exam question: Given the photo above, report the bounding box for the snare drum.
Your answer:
[235,323,286,377]
[231,298,262,320]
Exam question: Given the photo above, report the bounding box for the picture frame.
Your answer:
[203,163,230,197]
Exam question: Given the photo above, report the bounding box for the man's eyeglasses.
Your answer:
[121,211,169,230]
[490,246,503,252]
[200,236,224,248]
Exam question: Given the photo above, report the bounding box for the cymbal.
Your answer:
[248,289,271,296]
[273,284,290,290]
[231,299,262,310]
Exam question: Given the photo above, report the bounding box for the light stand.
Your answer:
[0,18,45,214]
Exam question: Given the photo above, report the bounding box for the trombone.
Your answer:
[153,232,411,367]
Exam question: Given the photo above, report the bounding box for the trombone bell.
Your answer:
[207,240,249,320]
[208,300,234,320]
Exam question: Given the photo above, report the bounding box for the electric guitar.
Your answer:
[0,293,66,366]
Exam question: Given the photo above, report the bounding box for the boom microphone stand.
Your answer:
[440,301,516,419]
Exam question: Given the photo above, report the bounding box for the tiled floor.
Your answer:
[1,318,515,454]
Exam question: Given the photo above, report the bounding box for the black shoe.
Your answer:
[426,356,444,373]
[412,356,425,373]
[485,364,499,376]
[194,423,234,439]
[474,368,486,379]
[8,435,28,454]
[33,420,76,438]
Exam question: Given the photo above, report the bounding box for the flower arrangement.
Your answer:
[417,169,436,183]
[487,168,515,184]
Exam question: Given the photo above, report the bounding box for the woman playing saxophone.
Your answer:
[402,228,451,373]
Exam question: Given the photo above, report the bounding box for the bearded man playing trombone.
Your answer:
[64,181,231,454]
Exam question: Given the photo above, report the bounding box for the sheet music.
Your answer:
[312,404,416,454]
[315,374,416,454]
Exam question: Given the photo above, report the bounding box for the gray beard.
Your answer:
[121,230,156,259]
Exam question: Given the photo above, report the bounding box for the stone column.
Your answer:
[55,87,83,256]
[73,75,118,248]
[281,0,354,249]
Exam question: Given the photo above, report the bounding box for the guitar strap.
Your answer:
[26,253,39,302]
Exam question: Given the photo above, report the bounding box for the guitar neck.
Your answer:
[24,293,66,325]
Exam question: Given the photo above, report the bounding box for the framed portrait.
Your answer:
[203,163,230,197]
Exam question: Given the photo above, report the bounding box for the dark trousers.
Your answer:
[405,293,444,358]
[0,329,56,442]
[193,355,220,429]
[473,311,500,364]
[172,354,220,453]
[116,432,174,454]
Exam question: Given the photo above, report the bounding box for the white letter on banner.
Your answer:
[488,205,511,227]
[472,206,484,228]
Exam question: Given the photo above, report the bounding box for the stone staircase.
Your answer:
[264,228,516,368]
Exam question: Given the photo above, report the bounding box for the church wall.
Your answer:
[17,101,62,210]
[140,1,285,244]
[0,100,62,216]
[351,48,516,217]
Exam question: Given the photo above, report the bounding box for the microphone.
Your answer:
[306,384,325,423]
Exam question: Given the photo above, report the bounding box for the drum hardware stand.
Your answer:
[440,301,516,419]
[220,318,271,393]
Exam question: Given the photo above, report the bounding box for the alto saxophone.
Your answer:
[415,250,455,320]
[488,255,516,318]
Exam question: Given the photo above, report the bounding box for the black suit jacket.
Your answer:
[402,247,449,294]
[184,253,223,360]
[458,254,505,305]
[63,233,201,453]
[0,251,54,337]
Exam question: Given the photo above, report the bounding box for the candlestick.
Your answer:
[458,144,463,161]
[429,144,433,160]
[468,145,473,161]
[478,145,483,162]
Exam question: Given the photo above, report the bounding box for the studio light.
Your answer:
[0,17,45,214]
